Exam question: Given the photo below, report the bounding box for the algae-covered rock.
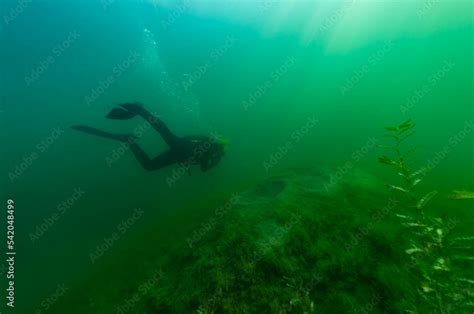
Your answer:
[52,167,422,313]
[145,167,408,313]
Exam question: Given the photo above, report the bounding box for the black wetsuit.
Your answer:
[72,105,224,172]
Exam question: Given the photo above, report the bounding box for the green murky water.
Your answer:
[1,1,473,313]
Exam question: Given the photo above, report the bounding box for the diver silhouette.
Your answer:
[72,102,226,172]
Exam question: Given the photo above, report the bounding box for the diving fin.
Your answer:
[105,107,138,120]
[71,125,137,142]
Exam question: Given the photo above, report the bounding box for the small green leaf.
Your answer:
[384,126,399,131]
[421,285,434,293]
[416,191,438,210]
[406,247,423,254]
[457,278,474,285]
[453,236,474,242]
[409,168,427,179]
[386,184,409,193]
[411,178,422,187]
[402,222,426,228]
[378,156,398,166]
[452,255,474,261]
[398,124,415,135]
[398,118,413,130]
[396,214,415,220]
[449,190,474,200]
[451,246,473,250]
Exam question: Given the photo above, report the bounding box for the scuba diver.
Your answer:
[71,102,226,172]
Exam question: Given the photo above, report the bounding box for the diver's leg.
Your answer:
[71,125,137,142]
[129,145,177,171]
[119,104,181,147]
[140,111,181,147]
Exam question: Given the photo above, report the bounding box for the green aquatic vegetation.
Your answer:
[449,190,474,200]
[49,141,471,313]
[378,119,429,203]
[379,119,474,313]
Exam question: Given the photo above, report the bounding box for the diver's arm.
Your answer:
[200,155,220,172]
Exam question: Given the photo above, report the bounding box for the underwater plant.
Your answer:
[378,119,428,203]
[449,190,474,200]
[379,119,474,313]
[50,121,473,314]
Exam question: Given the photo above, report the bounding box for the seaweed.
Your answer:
[379,119,474,313]
[378,119,428,205]
[449,190,474,200]
[49,123,473,313]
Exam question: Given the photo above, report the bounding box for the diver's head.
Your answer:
[204,137,227,170]
[210,139,226,160]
